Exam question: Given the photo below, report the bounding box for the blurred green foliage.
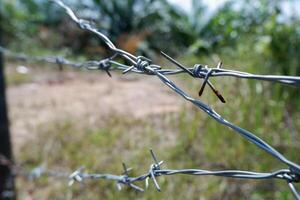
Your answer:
[1,0,63,51]
[2,0,300,199]
[1,1,299,126]
[2,0,299,65]
[1,0,299,137]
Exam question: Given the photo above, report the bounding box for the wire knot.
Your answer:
[288,168,300,183]
[118,175,129,186]
[28,166,45,181]
[192,64,204,77]
[98,58,112,77]
[122,56,160,74]
[68,167,84,186]
[116,162,144,192]
[55,57,64,65]
[98,59,110,69]
[135,57,151,72]
[78,19,92,30]
[145,149,163,191]
[55,56,65,71]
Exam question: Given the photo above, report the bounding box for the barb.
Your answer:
[1,0,300,198]
[160,51,226,103]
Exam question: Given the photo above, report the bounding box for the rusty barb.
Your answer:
[160,51,226,103]
[1,0,300,199]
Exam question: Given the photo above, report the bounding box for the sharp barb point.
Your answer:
[217,61,223,69]
[150,149,159,166]
[106,70,112,77]
[160,51,193,76]
[2,1,300,198]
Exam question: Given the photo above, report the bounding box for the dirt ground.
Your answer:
[6,69,184,150]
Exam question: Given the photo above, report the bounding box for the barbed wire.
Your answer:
[3,45,299,88]
[1,0,300,198]
[1,149,300,198]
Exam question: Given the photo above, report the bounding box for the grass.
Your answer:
[9,51,300,199]
[5,67,32,85]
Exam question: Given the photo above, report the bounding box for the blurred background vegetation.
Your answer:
[1,0,300,199]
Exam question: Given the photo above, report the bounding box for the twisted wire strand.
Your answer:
[4,46,299,173]
[1,150,299,197]
[1,46,300,86]
[51,0,300,175]
[1,0,299,198]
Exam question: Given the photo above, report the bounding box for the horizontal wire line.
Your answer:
[1,0,299,198]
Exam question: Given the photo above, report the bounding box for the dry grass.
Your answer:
[5,61,300,200]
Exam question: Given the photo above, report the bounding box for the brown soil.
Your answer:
[7,70,184,149]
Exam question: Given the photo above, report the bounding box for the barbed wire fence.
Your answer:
[1,0,300,199]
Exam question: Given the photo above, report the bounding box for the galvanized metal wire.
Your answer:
[1,0,300,198]
[1,150,299,197]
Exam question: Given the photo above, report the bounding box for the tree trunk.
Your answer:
[0,13,16,200]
